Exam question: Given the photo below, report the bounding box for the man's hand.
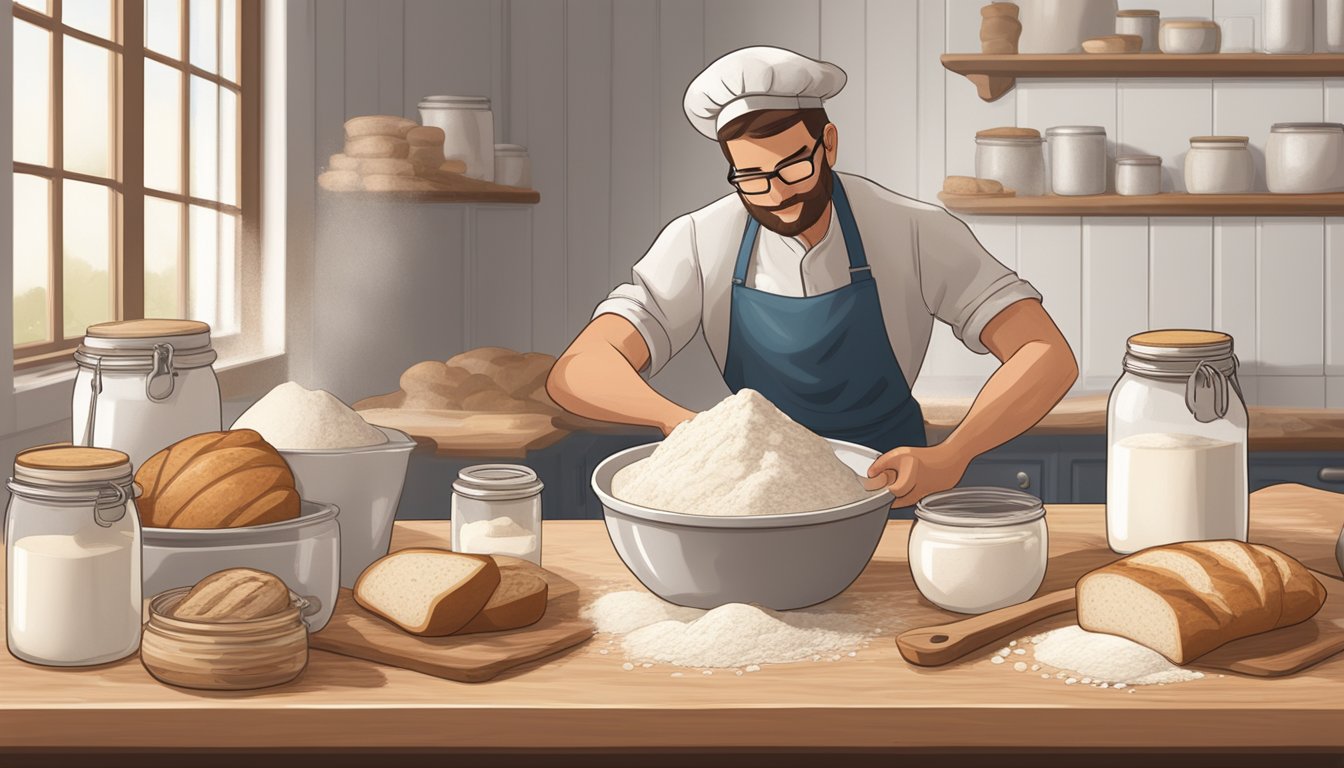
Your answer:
[864,443,970,508]
[659,406,698,436]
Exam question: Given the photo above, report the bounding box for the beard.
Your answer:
[740,160,835,238]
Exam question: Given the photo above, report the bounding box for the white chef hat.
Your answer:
[683,46,847,140]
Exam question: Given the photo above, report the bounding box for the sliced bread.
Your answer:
[455,567,549,635]
[354,548,501,636]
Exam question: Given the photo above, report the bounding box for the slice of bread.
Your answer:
[354,549,501,636]
[455,567,549,635]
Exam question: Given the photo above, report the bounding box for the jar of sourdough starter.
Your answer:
[908,487,1048,615]
[1107,330,1248,555]
[452,464,543,565]
[72,319,221,472]
[6,445,142,666]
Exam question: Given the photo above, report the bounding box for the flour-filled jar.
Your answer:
[1107,331,1248,555]
[451,464,543,565]
[72,319,221,472]
[6,445,142,666]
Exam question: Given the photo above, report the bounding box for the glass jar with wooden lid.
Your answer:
[1184,136,1253,194]
[974,127,1046,196]
[1116,9,1160,51]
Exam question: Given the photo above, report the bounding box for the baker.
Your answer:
[547,46,1077,507]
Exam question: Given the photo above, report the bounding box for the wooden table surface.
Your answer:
[3,484,1344,757]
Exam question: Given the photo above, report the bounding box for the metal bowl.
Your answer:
[591,440,893,610]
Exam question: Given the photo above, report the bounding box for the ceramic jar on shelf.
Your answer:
[1184,136,1253,194]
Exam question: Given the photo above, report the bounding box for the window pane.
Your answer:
[63,37,114,178]
[13,174,52,346]
[189,0,217,74]
[62,0,113,40]
[217,211,238,334]
[16,0,50,13]
[145,61,183,193]
[188,205,217,327]
[219,87,237,205]
[189,75,218,199]
[220,0,237,82]
[144,197,182,318]
[63,180,115,339]
[13,21,51,167]
[146,0,183,58]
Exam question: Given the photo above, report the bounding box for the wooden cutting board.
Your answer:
[898,570,1344,677]
[356,407,570,458]
[309,558,594,682]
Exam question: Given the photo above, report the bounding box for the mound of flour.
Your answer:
[1029,625,1205,687]
[611,389,870,516]
[233,381,387,449]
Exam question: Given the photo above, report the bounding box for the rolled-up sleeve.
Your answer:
[915,208,1042,355]
[592,215,704,378]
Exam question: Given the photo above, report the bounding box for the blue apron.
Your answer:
[722,177,927,454]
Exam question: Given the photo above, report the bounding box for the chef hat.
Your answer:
[683,46,847,140]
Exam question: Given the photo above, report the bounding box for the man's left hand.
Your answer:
[864,443,970,508]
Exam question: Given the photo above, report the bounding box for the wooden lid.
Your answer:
[1190,135,1249,143]
[1129,330,1231,348]
[1117,9,1160,16]
[16,444,130,471]
[1163,19,1218,28]
[975,126,1042,139]
[85,319,210,339]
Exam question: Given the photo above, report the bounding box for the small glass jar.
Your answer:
[418,95,495,181]
[908,487,1048,615]
[494,143,531,188]
[1160,20,1221,53]
[452,464,543,565]
[1185,136,1254,194]
[1115,154,1162,196]
[1045,125,1107,196]
[6,445,142,666]
[1107,330,1248,555]
[1266,123,1344,194]
[975,128,1046,196]
[72,319,221,472]
[1263,0,1313,54]
[1116,9,1160,52]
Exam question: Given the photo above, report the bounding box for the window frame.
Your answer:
[11,0,261,369]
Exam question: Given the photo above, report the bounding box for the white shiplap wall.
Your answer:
[310,0,1344,409]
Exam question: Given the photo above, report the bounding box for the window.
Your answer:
[11,0,260,367]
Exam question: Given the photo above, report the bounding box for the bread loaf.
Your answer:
[362,174,437,192]
[328,153,360,171]
[174,568,292,621]
[345,135,410,159]
[136,430,301,529]
[318,170,361,191]
[440,159,468,174]
[357,157,415,177]
[1077,540,1326,664]
[344,114,417,139]
[455,567,548,635]
[354,549,501,636]
[406,125,446,147]
[408,144,446,173]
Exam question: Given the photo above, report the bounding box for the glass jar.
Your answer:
[6,445,142,666]
[72,319,221,472]
[908,487,1048,615]
[1159,20,1221,53]
[418,95,495,181]
[452,464,543,565]
[1107,330,1248,555]
[1263,0,1313,54]
[1184,136,1254,194]
[1045,125,1107,196]
[1266,123,1344,194]
[975,128,1046,196]
[1116,9,1160,52]
[1115,154,1162,196]
[493,144,531,188]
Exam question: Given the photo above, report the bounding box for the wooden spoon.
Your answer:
[896,588,1077,666]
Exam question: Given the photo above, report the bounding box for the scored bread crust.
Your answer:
[353,548,502,637]
[455,569,549,635]
[1254,543,1328,625]
[135,430,299,529]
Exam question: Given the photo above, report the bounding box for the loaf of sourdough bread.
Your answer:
[135,430,301,529]
[1077,540,1326,664]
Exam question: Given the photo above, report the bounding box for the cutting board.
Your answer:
[309,558,594,682]
[897,570,1344,677]
[356,407,570,458]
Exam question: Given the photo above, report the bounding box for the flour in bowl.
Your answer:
[611,389,872,516]
[232,381,387,450]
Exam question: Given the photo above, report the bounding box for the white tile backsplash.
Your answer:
[1150,219,1214,330]
[1328,377,1344,409]
[1018,219,1084,361]
[1082,218,1149,387]
[1214,217,1259,374]
[1257,220,1325,376]
[1258,376,1327,408]
[1327,220,1344,376]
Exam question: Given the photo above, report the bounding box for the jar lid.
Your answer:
[1163,20,1218,28]
[975,126,1042,139]
[13,444,133,487]
[1116,154,1161,166]
[1190,135,1249,144]
[1271,122,1344,133]
[86,319,210,340]
[1045,125,1106,136]
[1129,329,1231,350]
[453,464,544,500]
[494,143,528,153]
[1117,9,1160,16]
[419,95,491,108]
[915,487,1045,528]
[1125,330,1236,380]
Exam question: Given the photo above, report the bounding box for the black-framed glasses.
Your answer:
[727,136,824,196]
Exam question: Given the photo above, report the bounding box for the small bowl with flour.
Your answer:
[592,390,893,610]
[232,382,416,588]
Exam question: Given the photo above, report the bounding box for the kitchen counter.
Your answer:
[2,484,1344,765]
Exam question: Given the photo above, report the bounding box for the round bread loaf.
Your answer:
[318,170,361,191]
[135,429,301,529]
[174,568,292,621]
[406,125,446,147]
[345,135,411,159]
[344,114,417,139]
[358,157,415,176]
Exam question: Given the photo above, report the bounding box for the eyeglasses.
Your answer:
[727,136,825,196]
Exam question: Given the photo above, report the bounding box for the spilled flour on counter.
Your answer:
[1003,625,1205,689]
[611,389,874,516]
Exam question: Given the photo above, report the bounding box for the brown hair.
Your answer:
[716,108,830,157]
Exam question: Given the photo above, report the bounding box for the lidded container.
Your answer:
[417,95,495,181]
[974,127,1046,196]
[1115,154,1162,196]
[1263,0,1313,54]
[72,319,221,472]
[6,445,142,666]
[493,144,531,188]
[1045,125,1108,196]
[1116,9,1161,52]
[1159,20,1221,54]
[908,487,1048,615]
[1266,123,1344,193]
[452,464,543,565]
[1106,330,1248,555]
[1184,136,1254,194]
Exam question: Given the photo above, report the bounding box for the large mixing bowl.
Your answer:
[591,440,893,610]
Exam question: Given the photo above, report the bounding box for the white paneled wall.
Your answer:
[308,0,1344,408]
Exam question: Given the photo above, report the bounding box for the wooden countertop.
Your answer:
[2,485,1344,757]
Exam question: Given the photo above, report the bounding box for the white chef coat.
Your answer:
[593,172,1042,386]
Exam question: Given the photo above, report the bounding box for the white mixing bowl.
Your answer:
[591,439,893,610]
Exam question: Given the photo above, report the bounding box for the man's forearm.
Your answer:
[938,339,1075,460]
[547,329,694,434]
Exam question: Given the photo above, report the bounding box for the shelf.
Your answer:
[941,52,1344,101]
[937,191,1344,217]
[319,168,540,205]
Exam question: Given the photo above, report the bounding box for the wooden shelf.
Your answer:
[937,191,1344,217]
[319,168,540,205]
[941,52,1344,101]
